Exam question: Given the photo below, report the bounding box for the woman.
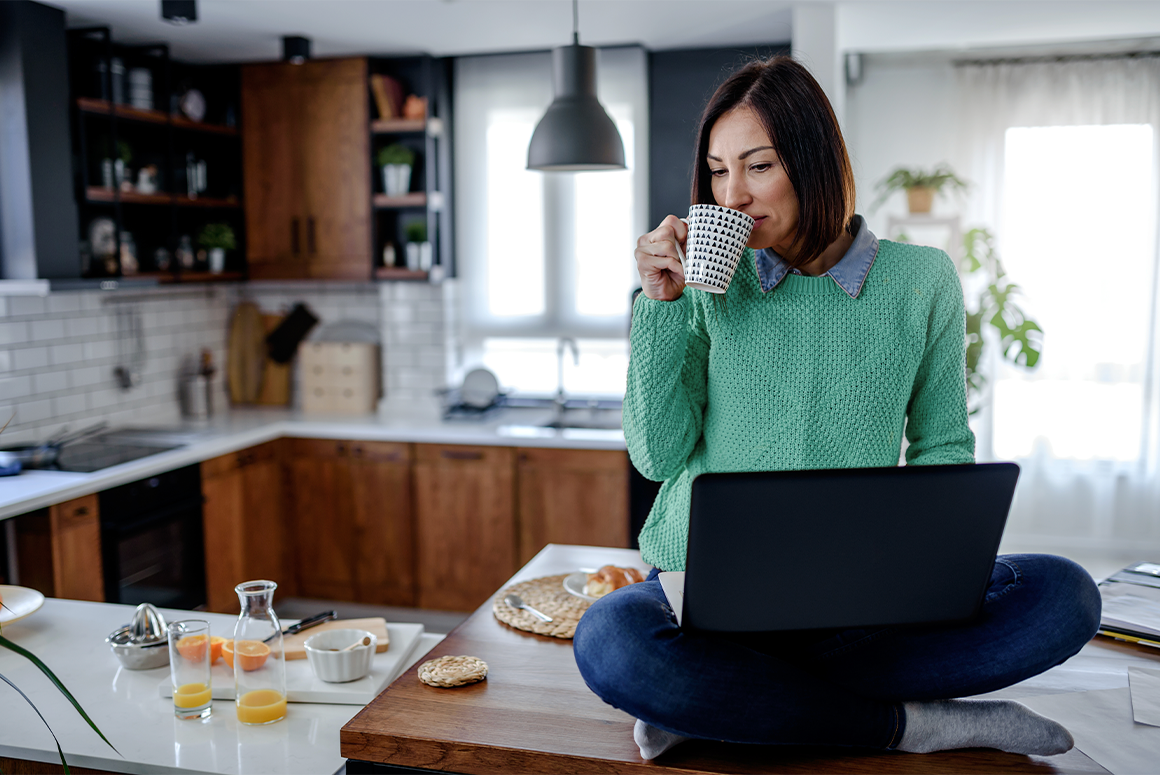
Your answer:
[572,56,1100,761]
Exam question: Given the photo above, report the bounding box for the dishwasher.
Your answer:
[99,464,207,609]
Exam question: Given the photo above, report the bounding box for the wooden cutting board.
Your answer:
[254,313,291,405]
[227,302,265,404]
[282,617,390,661]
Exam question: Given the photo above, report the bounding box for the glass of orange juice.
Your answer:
[168,619,212,720]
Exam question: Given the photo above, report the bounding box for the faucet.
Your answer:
[555,337,580,414]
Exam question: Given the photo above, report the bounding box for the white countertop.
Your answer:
[0,598,442,775]
[0,404,625,520]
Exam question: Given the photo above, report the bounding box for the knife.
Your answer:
[265,610,337,642]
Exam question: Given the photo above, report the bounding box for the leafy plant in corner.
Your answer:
[0,420,119,773]
[405,220,427,244]
[197,222,237,251]
[959,228,1043,414]
[870,163,969,212]
[377,143,415,168]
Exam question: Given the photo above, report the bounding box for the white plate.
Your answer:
[0,585,46,625]
[563,571,598,602]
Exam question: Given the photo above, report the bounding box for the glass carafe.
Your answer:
[233,580,287,725]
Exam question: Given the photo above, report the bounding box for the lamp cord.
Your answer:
[573,0,579,45]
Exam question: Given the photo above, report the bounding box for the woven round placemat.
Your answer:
[418,655,488,688]
[492,574,591,639]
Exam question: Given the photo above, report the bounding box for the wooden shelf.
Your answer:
[129,271,244,284]
[77,97,239,136]
[86,187,241,208]
[373,192,426,209]
[371,118,426,134]
[375,267,428,281]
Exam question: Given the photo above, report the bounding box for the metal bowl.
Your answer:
[107,625,170,670]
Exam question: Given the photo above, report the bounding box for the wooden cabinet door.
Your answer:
[286,438,356,602]
[515,448,630,566]
[241,63,304,278]
[297,58,371,279]
[49,495,103,601]
[347,441,415,606]
[202,441,288,612]
[413,444,516,611]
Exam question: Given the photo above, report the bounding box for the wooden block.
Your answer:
[282,617,390,660]
[255,314,291,406]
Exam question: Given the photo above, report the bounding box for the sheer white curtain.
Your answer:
[956,57,1160,555]
[453,47,649,397]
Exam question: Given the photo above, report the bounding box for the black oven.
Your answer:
[99,465,206,609]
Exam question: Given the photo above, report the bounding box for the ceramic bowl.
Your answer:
[304,629,377,683]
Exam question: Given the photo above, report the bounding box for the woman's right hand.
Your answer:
[634,215,688,301]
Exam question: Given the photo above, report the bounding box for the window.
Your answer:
[993,124,1155,462]
[454,48,648,397]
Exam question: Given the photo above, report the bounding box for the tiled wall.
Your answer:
[0,281,451,446]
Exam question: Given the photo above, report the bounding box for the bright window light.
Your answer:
[486,116,544,317]
[481,337,629,398]
[994,124,1154,462]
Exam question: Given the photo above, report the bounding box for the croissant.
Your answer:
[584,565,645,598]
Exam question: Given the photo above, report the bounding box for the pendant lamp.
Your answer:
[527,0,625,171]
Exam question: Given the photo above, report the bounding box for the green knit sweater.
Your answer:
[625,240,976,571]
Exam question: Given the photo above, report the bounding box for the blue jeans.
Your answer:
[573,554,1100,749]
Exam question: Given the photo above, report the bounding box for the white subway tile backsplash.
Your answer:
[29,318,67,342]
[8,296,47,317]
[0,376,32,400]
[50,343,85,365]
[14,398,52,424]
[33,370,68,394]
[0,298,7,317]
[13,347,49,371]
[84,340,117,360]
[70,366,104,387]
[47,294,84,314]
[0,322,28,345]
[53,393,87,417]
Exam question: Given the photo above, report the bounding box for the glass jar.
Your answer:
[233,580,287,725]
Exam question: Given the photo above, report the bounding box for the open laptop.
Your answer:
[659,462,1020,633]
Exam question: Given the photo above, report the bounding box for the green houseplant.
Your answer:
[871,164,969,214]
[377,144,415,197]
[958,227,1043,413]
[197,223,236,274]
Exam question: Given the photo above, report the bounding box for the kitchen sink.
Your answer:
[538,406,623,431]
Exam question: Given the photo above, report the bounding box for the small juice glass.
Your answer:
[168,619,212,720]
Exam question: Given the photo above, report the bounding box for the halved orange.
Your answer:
[222,639,235,669]
[176,634,208,662]
[209,635,227,664]
[234,640,271,672]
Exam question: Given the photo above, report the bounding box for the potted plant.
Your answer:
[377,144,415,197]
[404,219,430,271]
[871,164,969,214]
[958,227,1042,413]
[197,223,236,274]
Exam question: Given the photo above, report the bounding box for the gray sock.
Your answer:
[633,718,689,760]
[898,699,1074,755]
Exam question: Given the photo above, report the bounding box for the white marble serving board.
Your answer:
[159,622,424,705]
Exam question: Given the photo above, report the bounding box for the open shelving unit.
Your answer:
[368,56,454,281]
[68,27,245,282]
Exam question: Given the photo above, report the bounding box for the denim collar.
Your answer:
[753,214,879,299]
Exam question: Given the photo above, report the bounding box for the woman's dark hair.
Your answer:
[691,56,855,268]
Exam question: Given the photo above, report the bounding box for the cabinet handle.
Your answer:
[441,449,484,460]
[337,443,348,456]
[307,216,316,254]
[291,218,300,255]
[75,507,89,516]
[352,445,363,457]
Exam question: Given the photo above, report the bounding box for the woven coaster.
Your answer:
[492,574,591,639]
[418,655,488,687]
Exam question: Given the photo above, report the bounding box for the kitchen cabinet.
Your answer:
[201,441,291,613]
[4,496,103,601]
[285,439,415,606]
[515,448,631,566]
[242,57,371,280]
[49,495,104,601]
[412,444,517,611]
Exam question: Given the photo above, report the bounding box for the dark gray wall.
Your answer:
[0,1,78,280]
[647,45,790,230]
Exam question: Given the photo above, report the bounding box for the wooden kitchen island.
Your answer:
[341,544,1112,775]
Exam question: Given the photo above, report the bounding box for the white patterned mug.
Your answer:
[677,204,755,294]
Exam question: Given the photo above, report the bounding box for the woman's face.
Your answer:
[707,105,799,256]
